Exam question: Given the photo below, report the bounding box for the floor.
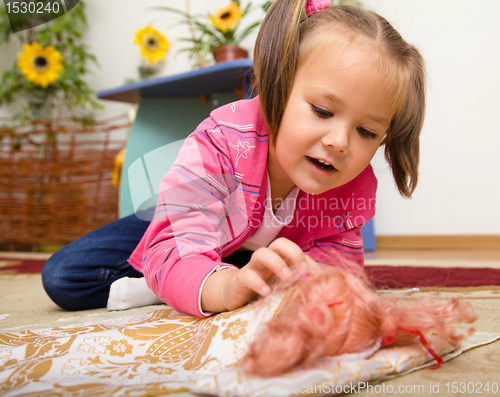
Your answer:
[367,248,500,261]
[1,248,499,331]
[1,248,499,397]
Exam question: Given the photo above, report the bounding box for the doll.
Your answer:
[243,265,477,377]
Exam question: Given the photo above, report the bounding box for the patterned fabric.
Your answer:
[2,294,496,397]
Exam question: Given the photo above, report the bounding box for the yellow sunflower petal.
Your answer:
[112,147,126,188]
[17,41,64,88]
[133,26,170,64]
[209,2,243,34]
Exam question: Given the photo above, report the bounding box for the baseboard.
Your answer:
[376,235,500,250]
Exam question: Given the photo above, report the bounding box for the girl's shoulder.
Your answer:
[192,96,269,181]
[208,96,265,132]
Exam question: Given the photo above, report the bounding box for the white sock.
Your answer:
[107,277,163,311]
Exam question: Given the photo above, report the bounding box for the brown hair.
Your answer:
[253,0,426,198]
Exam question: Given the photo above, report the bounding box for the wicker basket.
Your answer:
[0,115,129,249]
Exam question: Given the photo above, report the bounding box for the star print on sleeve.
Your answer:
[228,139,256,168]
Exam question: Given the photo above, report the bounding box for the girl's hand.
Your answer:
[201,238,318,313]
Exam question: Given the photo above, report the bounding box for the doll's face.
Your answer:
[267,41,396,196]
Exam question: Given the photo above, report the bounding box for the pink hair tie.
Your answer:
[305,0,331,16]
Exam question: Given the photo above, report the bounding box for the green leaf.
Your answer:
[234,20,261,43]
[241,3,252,16]
[147,6,192,19]
[150,1,264,57]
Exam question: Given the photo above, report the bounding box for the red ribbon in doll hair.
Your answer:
[382,327,444,370]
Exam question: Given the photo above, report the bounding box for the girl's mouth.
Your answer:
[307,156,336,171]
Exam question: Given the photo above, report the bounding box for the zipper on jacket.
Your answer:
[221,221,253,255]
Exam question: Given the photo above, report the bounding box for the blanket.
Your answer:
[1,291,498,397]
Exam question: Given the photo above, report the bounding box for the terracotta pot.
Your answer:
[212,45,249,63]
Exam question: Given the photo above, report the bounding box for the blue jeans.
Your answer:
[42,213,149,311]
[42,212,254,311]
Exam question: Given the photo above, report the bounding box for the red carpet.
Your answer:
[0,256,47,274]
[1,257,500,288]
[365,265,500,288]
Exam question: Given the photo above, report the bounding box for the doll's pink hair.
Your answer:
[243,266,476,377]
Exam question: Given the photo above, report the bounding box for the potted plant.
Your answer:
[0,2,127,250]
[132,25,170,80]
[153,0,266,68]
[0,2,103,123]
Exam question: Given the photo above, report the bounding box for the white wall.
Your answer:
[81,0,263,118]
[1,0,499,236]
[363,0,500,235]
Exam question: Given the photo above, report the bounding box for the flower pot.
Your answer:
[212,45,249,63]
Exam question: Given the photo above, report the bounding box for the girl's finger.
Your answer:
[267,237,307,272]
[250,248,293,281]
[237,267,271,297]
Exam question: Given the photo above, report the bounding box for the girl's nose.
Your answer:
[321,126,349,154]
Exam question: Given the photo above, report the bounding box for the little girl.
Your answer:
[42,0,425,318]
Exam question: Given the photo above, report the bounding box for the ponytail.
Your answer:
[383,45,425,197]
[254,0,305,143]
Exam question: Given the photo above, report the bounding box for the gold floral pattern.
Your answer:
[106,340,133,357]
[0,296,496,397]
[148,366,175,375]
[222,319,248,340]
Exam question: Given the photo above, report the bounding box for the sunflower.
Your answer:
[112,147,126,188]
[208,2,243,34]
[133,26,170,64]
[17,42,63,88]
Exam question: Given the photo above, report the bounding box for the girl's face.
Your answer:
[268,42,396,196]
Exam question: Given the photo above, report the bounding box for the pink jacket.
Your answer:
[128,96,377,317]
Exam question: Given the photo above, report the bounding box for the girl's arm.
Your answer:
[201,238,319,312]
[137,118,244,317]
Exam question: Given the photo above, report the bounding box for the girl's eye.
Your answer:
[357,127,377,139]
[311,105,333,118]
